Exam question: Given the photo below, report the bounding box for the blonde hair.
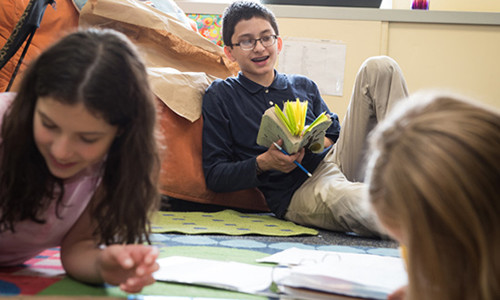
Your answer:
[366,91,500,300]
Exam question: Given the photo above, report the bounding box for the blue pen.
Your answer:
[273,142,312,177]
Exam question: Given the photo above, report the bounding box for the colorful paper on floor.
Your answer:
[151,209,319,236]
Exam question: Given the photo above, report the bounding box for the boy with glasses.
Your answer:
[202,0,409,237]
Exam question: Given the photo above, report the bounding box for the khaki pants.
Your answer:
[285,56,409,237]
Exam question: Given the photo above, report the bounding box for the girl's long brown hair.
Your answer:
[0,28,161,245]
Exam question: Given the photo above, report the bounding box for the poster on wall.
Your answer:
[278,37,346,96]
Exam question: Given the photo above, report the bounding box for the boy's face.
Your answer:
[224,17,282,86]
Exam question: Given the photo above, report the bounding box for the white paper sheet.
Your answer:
[277,37,346,96]
[154,256,278,295]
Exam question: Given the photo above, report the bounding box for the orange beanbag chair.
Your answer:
[156,97,268,211]
[80,0,269,212]
[0,0,79,92]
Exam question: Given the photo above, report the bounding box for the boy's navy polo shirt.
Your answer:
[202,71,341,218]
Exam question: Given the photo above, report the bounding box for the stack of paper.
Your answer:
[258,248,408,300]
[154,248,407,300]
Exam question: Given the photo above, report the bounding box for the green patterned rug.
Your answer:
[152,209,318,236]
[38,246,269,299]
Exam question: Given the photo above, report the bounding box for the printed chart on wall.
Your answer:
[278,37,346,96]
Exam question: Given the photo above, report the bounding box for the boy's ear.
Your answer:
[277,36,283,54]
[224,46,236,62]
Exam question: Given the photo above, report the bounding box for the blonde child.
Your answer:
[366,91,500,300]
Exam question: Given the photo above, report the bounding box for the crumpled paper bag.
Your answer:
[79,0,239,122]
[148,68,217,123]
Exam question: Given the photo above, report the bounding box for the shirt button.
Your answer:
[265,89,269,93]
[269,101,274,106]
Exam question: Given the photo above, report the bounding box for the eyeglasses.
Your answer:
[230,35,278,51]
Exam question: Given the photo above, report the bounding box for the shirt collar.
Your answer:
[236,71,289,94]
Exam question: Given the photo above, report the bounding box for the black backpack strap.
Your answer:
[6,29,36,91]
[0,0,55,90]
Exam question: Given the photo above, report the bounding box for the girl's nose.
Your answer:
[51,136,74,161]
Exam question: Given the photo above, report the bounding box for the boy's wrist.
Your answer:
[256,159,264,175]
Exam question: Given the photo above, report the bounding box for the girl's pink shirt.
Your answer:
[0,92,103,266]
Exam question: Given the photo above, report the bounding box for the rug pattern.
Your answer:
[1,233,399,297]
[151,210,319,236]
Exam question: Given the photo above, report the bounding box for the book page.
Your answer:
[256,107,331,154]
[258,248,407,299]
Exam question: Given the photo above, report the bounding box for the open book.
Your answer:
[259,248,408,300]
[256,100,332,154]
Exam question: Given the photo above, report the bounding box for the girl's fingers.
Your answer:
[120,275,156,293]
[143,247,159,264]
[136,262,159,277]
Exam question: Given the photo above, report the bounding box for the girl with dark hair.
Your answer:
[0,28,161,293]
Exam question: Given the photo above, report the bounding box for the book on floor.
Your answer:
[256,99,332,154]
[258,247,408,300]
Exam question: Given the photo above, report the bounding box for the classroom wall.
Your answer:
[392,0,500,12]
[177,1,500,121]
[276,17,500,121]
[276,19,384,121]
[387,22,500,112]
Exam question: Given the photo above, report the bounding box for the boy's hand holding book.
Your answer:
[257,99,332,154]
[256,139,305,175]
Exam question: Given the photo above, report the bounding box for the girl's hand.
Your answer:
[98,244,160,293]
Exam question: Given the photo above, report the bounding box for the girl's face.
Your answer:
[33,96,119,179]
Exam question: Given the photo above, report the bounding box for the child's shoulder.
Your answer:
[282,72,314,82]
[206,76,239,92]
[0,92,15,114]
[0,92,16,103]
[278,72,318,89]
